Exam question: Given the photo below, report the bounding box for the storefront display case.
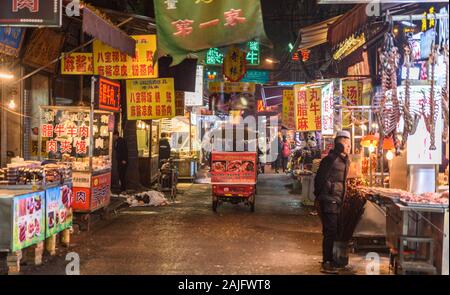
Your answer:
[162,117,200,181]
[136,120,160,185]
[38,106,113,213]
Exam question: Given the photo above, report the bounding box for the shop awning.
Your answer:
[297,15,342,50]
[328,4,368,49]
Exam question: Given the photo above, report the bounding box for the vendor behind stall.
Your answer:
[159,133,172,167]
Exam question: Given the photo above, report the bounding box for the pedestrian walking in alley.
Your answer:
[114,131,128,193]
[159,132,172,167]
[313,130,351,274]
[281,135,290,173]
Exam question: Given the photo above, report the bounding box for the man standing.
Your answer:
[113,131,128,193]
[314,131,351,274]
[158,132,171,167]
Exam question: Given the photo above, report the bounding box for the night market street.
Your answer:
[19,174,388,275]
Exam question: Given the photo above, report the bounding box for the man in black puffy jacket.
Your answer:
[158,133,171,167]
[314,131,351,274]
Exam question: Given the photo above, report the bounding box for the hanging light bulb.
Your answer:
[371,123,378,130]
[360,124,367,131]
[386,150,394,161]
[368,144,375,153]
[8,99,16,109]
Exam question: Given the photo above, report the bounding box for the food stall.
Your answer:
[38,106,114,213]
[161,117,199,181]
[0,159,73,273]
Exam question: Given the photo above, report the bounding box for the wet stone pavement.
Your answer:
[22,174,389,275]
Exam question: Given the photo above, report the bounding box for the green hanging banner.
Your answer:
[154,0,268,66]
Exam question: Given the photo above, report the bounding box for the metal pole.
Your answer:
[189,110,192,154]
[89,76,96,172]
[0,81,6,167]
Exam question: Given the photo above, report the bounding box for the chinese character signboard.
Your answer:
[95,76,121,112]
[61,53,94,75]
[0,0,62,27]
[0,27,25,57]
[282,90,295,130]
[342,80,363,127]
[22,28,65,73]
[40,108,112,158]
[321,82,334,135]
[294,85,322,132]
[126,78,176,120]
[175,91,185,116]
[397,85,443,165]
[206,41,260,66]
[93,35,158,79]
[223,46,246,82]
[154,0,267,65]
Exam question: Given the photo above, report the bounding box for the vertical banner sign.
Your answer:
[126,78,176,120]
[0,0,62,27]
[294,85,322,132]
[342,80,362,127]
[95,76,121,112]
[223,46,247,82]
[93,35,158,79]
[282,90,295,129]
[321,82,334,135]
[153,0,267,65]
[175,91,185,116]
[61,53,94,75]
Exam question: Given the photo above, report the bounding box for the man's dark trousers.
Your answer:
[320,207,341,263]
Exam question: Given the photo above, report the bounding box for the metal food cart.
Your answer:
[211,151,257,212]
[38,106,114,214]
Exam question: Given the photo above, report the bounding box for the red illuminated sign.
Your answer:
[95,76,121,112]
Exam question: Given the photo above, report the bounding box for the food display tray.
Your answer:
[399,200,449,209]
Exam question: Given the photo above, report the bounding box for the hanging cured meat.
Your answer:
[423,45,439,150]
[376,32,401,156]
[401,43,420,149]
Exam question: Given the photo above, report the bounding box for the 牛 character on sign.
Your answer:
[54,124,65,137]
